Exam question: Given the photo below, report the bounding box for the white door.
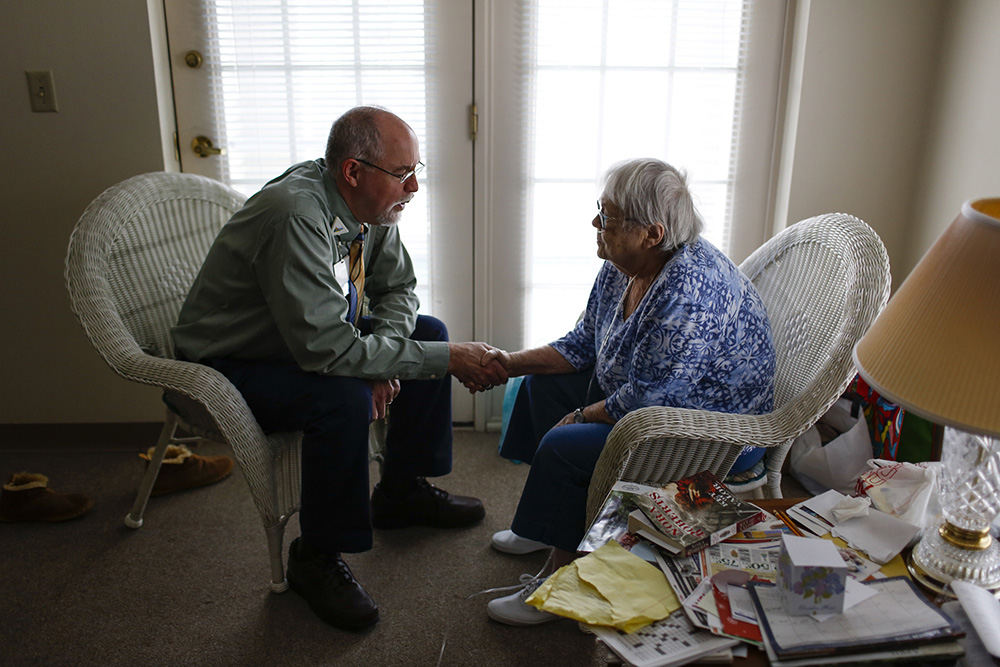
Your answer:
[164,0,477,422]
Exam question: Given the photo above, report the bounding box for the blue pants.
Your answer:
[499,372,613,552]
[499,372,768,552]
[208,315,452,554]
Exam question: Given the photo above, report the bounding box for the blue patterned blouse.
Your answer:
[550,237,775,428]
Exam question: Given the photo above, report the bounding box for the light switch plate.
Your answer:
[26,70,58,112]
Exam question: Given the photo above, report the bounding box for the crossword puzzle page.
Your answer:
[589,610,737,667]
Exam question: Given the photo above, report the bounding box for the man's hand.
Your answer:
[368,378,400,421]
[448,342,508,393]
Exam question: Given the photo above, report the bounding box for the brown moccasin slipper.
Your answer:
[140,444,234,497]
[0,472,94,522]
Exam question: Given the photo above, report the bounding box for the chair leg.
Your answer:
[766,472,784,499]
[124,412,179,529]
[266,520,290,593]
[368,417,387,478]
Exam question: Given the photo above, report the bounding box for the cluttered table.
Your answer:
[734,497,914,666]
[734,498,805,667]
[533,474,991,667]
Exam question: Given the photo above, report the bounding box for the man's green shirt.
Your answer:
[172,159,449,380]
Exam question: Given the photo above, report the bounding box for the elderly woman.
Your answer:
[483,158,775,626]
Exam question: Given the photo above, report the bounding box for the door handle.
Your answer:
[191,135,225,158]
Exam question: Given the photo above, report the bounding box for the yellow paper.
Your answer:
[525,541,679,633]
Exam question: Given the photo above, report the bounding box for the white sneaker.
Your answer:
[487,576,558,626]
[490,529,549,555]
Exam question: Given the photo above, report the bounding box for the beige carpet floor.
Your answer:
[0,428,614,666]
[0,425,810,666]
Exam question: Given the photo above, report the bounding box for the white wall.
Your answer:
[1,0,995,424]
[907,0,1000,275]
[0,1,175,423]
[773,0,948,287]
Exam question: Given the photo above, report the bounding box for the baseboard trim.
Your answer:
[0,422,164,451]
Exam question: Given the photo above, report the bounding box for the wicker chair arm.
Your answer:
[111,348,271,468]
[586,407,775,523]
[584,382,850,524]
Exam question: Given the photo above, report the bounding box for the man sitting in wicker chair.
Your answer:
[172,106,507,632]
[480,159,776,626]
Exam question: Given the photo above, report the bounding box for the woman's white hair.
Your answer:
[601,158,703,250]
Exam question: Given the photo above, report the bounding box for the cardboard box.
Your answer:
[778,533,847,616]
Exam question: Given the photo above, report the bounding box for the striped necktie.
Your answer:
[346,231,366,325]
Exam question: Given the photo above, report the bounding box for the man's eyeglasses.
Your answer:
[596,201,631,230]
[355,158,425,184]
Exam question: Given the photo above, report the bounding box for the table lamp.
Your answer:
[853,197,1000,596]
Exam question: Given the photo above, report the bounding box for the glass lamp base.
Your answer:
[907,526,1000,597]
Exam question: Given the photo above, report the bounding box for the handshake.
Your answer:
[447,342,513,394]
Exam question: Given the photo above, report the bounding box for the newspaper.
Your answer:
[656,550,712,629]
[589,609,737,667]
[699,540,782,582]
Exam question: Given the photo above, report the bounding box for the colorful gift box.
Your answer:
[778,533,847,616]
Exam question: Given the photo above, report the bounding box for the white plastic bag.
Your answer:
[789,399,872,495]
[856,459,940,528]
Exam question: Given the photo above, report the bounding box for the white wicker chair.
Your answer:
[585,213,891,523]
[65,171,382,593]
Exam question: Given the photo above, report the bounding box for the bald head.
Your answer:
[325,106,413,173]
[328,106,421,226]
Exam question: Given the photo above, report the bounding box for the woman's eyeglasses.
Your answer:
[596,201,631,229]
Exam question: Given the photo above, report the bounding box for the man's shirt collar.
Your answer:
[321,159,367,239]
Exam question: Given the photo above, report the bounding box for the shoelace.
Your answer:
[415,477,448,500]
[312,551,355,585]
[466,552,552,599]
[517,574,545,601]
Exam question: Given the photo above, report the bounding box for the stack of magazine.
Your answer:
[578,472,776,666]
[579,472,965,666]
[747,577,965,665]
[579,471,767,559]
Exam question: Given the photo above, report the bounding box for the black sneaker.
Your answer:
[286,538,379,631]
[371,477,485,529]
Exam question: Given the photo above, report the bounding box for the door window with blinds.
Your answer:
[168,0,459,313]
[165,0,785,426]
[518,0,745,347]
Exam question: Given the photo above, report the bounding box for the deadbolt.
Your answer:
[191,135,225,158]
[184,50,204,68]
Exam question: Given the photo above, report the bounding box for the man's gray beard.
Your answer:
[375,206,403,226]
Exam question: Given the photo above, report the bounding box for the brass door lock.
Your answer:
[191,135,225,158]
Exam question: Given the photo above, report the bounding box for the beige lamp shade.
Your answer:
[853,197,1000,438]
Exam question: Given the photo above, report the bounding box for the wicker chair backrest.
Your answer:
[67,173,245,363]
[739,213,891,411]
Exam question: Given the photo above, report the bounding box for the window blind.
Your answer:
[519,0,748,346]
[200,0,435,309]
[187,0,758,352]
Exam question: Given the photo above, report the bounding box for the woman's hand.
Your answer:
[552,401,613,428]
[448,342,509,393]
[554,411,578,428]
[480,347,512,370]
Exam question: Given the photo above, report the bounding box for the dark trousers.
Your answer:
[499,372,613,552]
[209,315,452,554]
